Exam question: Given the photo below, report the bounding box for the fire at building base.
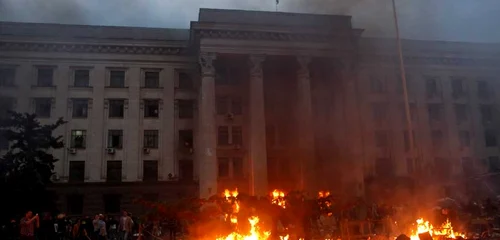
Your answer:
[171,189,466,240]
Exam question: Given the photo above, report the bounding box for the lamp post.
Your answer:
[391,0,418,184]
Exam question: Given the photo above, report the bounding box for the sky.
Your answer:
[0,0,499,43]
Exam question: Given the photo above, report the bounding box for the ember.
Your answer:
[409,218,465,240]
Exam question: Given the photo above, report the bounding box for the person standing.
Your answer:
[118,210,133,240]
[20,211,39,240]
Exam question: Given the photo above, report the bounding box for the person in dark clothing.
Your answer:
[166,216,178,240]
[39,213,55,240]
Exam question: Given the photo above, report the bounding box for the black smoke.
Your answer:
[1,0,499,42]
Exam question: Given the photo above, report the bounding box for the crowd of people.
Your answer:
[1,210,148,240]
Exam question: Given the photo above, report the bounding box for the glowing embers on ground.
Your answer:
[217,189,272,240]
[271,189,287,209]
[409,218,465,240]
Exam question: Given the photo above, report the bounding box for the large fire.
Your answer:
[409,218,465,240]
[216,189,274,240]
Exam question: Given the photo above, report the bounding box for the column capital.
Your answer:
[248,55,266,79]
[199,52,217,76]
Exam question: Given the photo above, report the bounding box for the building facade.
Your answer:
[1,9,500,214]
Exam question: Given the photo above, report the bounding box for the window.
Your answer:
[178,72,193,89]
[451,77,465,97]
[459,131,471,148]
[218,126,230,146]
[144,71,160,88]
[0,97,15,119]
[218,157,230,178]
[374,131,388,148]
[371,102,387,122]
[108,130,123,149]
[369,76,384,93]
[74,69,89,87]
[266,125,276,147]
[34,98,52,118]
[425,76,439,97]
[431,130,443,148]
[215,65,240,86]
[143,160,158,182]
[232,126,243,145]
[231,97,242,115]
[103,194,121,213]
[67,194,84,215]
[485,130,497,147]
[216,96,229,115]
[434,158,451,180]
[69,161,85,183]
[178,130,193,148]
[144,130,159,149]
[106,161,122,182]
[144,99,159,118]
[177,99,194,119]
[0,68,15,87]
[37,68,53,87]
[108,99,124,118]
[480,104,493,124]
[232,157,244,178]
[488,156,500,173]
[403,130,415,152]
[427,104,442,121]
[70,130,87,149]
[72,99,88,118]
[109,70,125,87]
[179,159,194,181]
[477,80,491,99]
[454,104,467,123]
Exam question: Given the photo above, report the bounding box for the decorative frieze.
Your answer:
[0,41,186,55]
[194,29,350,43]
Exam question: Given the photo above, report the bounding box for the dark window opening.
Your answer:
[108,130,123,149]
[69,161,85,183]
[109,70,125,87]
[143,130,159,149]
[74,69,90,87]
[103,194,121,213]
[144,71,160,88]
[109,99,124,118]
[143,160,158,182]
[106,161,122,182]
[144,99,159,118]
[37,68,53,87]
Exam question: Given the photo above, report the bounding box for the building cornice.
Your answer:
[360,54,500,68]
[191,22,363,43]
[0,40,189,56]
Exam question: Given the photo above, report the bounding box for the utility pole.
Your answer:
[391,0,417,182]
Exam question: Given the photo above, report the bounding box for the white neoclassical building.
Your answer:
[1,8,500,214]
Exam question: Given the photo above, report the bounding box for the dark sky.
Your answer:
[1,0,498,43]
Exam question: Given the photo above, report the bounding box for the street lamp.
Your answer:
[391,0,418,182]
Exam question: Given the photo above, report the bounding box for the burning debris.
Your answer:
[410,218,465,240]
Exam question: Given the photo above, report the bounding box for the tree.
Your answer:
[0,111,65,220]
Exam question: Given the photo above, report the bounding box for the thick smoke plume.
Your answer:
[1,0,499,42]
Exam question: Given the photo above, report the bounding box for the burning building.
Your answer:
[1,8,500,214]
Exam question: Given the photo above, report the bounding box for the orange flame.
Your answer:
[409,218,465,240]
[271,190,286,209]
[318,191,330,198]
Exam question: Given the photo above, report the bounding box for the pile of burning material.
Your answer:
[409,218,465,240]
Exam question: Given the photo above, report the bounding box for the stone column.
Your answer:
[296,56,316,193]
[197,52,218,198]
[339,59,364,197]
[248,55,268,196]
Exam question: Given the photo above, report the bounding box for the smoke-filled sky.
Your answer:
[1,0,499,43]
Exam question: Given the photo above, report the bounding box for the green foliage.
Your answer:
[0,111,65,220]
